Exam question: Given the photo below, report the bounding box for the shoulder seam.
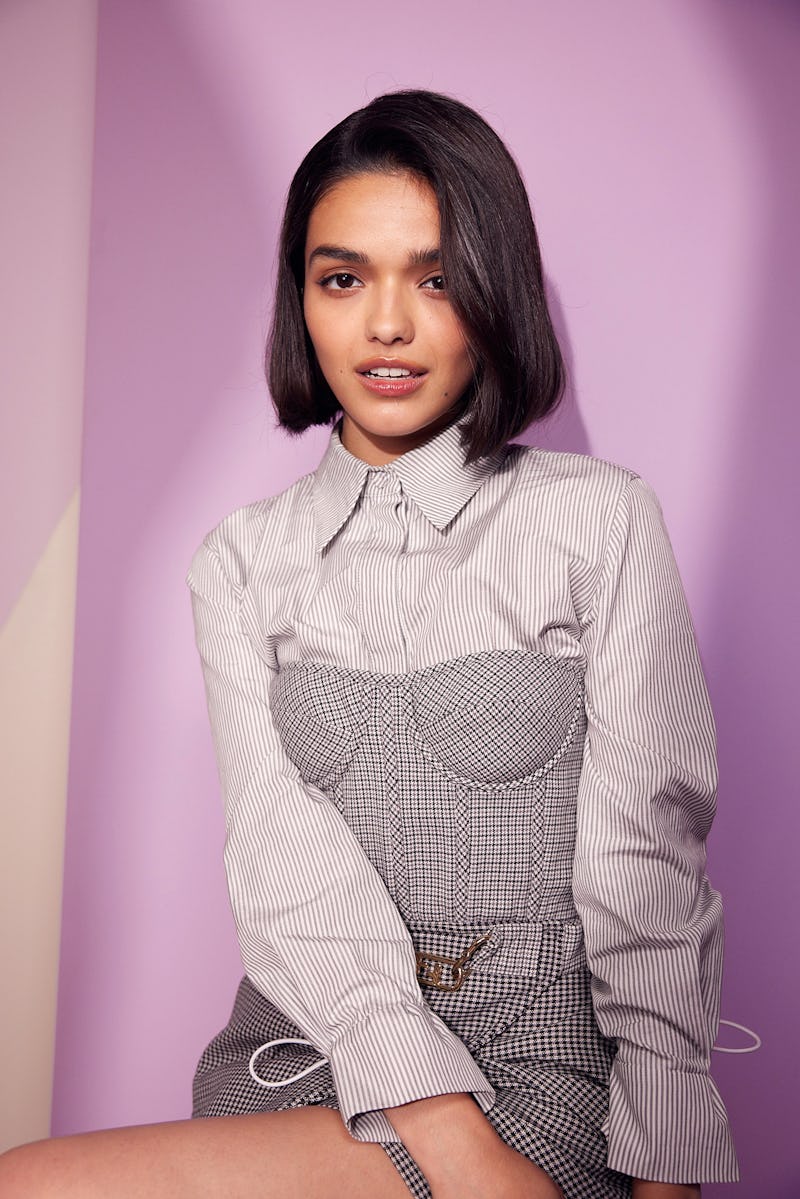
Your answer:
[581,472,636,629]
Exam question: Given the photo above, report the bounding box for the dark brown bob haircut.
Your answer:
[268,89,564,462]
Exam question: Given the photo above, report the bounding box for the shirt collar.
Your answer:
[312,420,505,552]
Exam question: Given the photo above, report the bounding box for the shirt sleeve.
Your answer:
[186,518,495,1142]
[572,475,739,1184]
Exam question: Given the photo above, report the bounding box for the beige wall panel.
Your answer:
[0,0,97,1149]
[0,492,81,1150]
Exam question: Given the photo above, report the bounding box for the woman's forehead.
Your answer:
[305,172,440,263]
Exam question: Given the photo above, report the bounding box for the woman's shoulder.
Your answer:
[505,441,643,514]
[502,445,674,577]
[187,471,316,588]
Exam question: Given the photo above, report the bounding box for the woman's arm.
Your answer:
[573,475,737,1185]
[187,510,494,1143]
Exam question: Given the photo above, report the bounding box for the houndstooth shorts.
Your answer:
[193,920,631,1199]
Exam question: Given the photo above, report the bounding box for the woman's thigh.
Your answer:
[0,1108,413,1199]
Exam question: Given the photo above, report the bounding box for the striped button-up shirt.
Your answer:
[187,419,738,1181]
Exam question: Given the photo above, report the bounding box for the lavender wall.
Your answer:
[54,2,799,1195]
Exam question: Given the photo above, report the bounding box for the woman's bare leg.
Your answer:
[0,1108,413,1199]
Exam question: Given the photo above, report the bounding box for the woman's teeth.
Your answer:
[364,367,414,378]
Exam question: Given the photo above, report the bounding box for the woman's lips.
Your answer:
[356,371,428,396]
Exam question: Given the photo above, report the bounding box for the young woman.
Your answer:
[0,90,738,1199]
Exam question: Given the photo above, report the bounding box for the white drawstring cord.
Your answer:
[247,1019,760,1090]
[248,1038,329,1088]
[713,1018,761,1054]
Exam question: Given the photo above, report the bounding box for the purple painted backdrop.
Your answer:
[55,2,799,1195]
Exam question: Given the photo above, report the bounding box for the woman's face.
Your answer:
[303,171,474,465]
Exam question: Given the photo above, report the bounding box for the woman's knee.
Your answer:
[0,1138,60,1198]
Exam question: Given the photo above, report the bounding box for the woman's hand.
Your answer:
[384,1093,564,1198]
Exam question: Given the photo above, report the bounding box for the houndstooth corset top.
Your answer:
[187,419,737,1179]
[271,651,585,927]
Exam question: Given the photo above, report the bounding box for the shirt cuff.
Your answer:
[328,1002,495,1143]
[604,1052,739,1183]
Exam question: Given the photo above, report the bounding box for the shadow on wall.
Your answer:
[698,3,800,1198]
[522,277,592,457]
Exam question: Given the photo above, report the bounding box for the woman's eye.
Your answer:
[321,272,361,290]
[422,275,446,291]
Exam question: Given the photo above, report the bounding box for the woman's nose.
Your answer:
[365,284,414,345]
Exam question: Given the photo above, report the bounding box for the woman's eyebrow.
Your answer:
[307,245,370,267]
[307,245,442,267]
[408,247,442,267]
